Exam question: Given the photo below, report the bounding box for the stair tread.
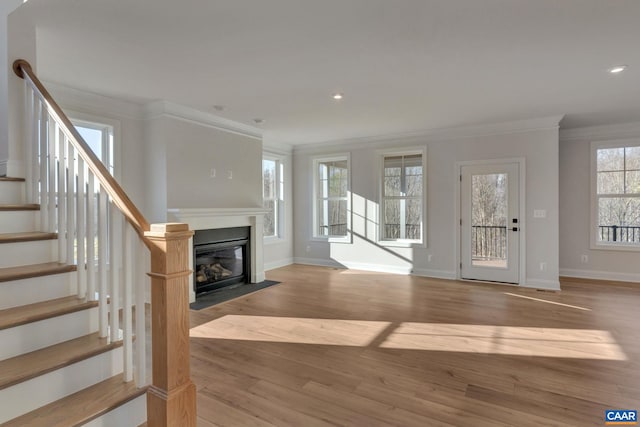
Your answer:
[0,296,98,330]
[0,262,76,283]
[2,374,146,427]
[0,231,57,244]
[0,204,39,211]
[0,332,122,390]
[0,177,25,182]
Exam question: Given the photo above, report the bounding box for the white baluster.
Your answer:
[86,172,96,301]
[135,235,147,386]
[47,116,56,233]
[109,203,121,343]
[24,83,33,203]
[77,157,86,299]
[57,126,66,263]
[98,188,109,338]
[123,223,134,382]
[39,103,48,231]
[66,142,76,264]
[30,91,40,206]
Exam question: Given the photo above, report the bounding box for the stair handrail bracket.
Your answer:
[13,59,196,427]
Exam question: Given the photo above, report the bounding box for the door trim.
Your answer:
[454,158,526,285]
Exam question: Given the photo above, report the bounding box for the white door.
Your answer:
[460,163,520,284]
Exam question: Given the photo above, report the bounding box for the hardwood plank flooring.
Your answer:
[190,265,640,427]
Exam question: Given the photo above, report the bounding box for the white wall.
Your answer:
[559,123,640,282]
[293,119,561,289]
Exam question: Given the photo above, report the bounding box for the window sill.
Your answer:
[590,242,640,252]
[311,235,352,244]
[377,239,425,249]
[264,236,286,245]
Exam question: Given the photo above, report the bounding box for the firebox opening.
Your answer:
[193,227,250,297]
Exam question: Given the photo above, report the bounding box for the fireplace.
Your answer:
[193,227,250,296]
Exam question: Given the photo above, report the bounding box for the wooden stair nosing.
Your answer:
[0,204,40,211]
[0,332,123,390]
[0,262,75,284]
[1,374,147,427]
[0,177,25,182]
[0,296,98,331]
[0,232,58,244]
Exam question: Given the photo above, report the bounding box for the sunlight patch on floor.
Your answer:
[504,292,591,311]
[190,315,627,360]
[380,323,626,360]
[190,315,390,346]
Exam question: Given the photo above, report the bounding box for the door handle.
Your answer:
[511,227,519,232]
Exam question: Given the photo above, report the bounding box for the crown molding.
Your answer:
[560,121,640,142]
[263,140,293,155]
[293,115,564,154]
[144,100,262,140]
[43,80,146,120]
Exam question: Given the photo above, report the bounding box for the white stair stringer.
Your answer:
[0,239,58,268]
[0,210,37,233]
[0,346,124,424]
[0,271,74,310]
[83,393,147,427]
[0,181,24,204]
[0,306,99,362]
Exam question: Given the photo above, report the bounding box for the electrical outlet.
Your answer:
[306,245,311,253]
[427,254,433,262]
[581,254,588,264]
[539,262,547,271]
[210,168,216,178]
[227,170,233,179]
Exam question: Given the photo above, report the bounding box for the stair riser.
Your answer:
[84,393,147,427]
[0,240,58,269]
[0,306,99,361]
[0,182,25,205]
[0,272,74,310]
[0,211,37,233]
[0,346,124,424]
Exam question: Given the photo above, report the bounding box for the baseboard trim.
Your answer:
[0,159,24,178]
[293,257,346,269]
[0,159,7,177]
[522,278,561,291]
[412,268,457,280]
[560,268,639,283]
[264,258,294,271]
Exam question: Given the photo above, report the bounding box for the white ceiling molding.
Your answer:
[560,121,640,142]
[263,140,293,155]
[43,80,146,120]
[144,100,263,140]
[294,115,564,154]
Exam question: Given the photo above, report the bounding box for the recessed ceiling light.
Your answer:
[253,118,265,125]
[333,93,343,100]
[609,65,627,74]
[213,105,225,111]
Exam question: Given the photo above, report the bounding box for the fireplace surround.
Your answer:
[167,207,267,303]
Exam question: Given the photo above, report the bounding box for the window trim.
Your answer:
[377,146,427,248]
[262,154,285,243]
[590,139,640,252]
[311,153,352,243]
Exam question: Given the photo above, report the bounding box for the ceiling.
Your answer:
[18,0,640,145]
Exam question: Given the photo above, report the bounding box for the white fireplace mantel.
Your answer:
[167,207,269,303]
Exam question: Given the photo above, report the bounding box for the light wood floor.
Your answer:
[189,265,640,427]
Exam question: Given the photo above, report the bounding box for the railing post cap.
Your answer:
[12,59,32,79]
[149,223,190,233]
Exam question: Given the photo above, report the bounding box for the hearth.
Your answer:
[193,227,250,296]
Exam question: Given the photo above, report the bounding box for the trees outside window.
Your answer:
[593,142,640,248]
[263,158,283,238]
[381,153,424,242]
[314,156,349,239]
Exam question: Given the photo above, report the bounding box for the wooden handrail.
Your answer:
[13,59,150,237]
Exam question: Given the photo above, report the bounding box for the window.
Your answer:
[313,155,350,240]
[72,119,115,176]
[381,151,424,243]
[263,157,284,238]
[592,141,640,250]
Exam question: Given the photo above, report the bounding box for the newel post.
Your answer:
[144,223,197,427]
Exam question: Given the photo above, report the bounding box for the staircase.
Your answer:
[0,176,147,426]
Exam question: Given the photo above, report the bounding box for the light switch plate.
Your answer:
[533,209,547,218]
